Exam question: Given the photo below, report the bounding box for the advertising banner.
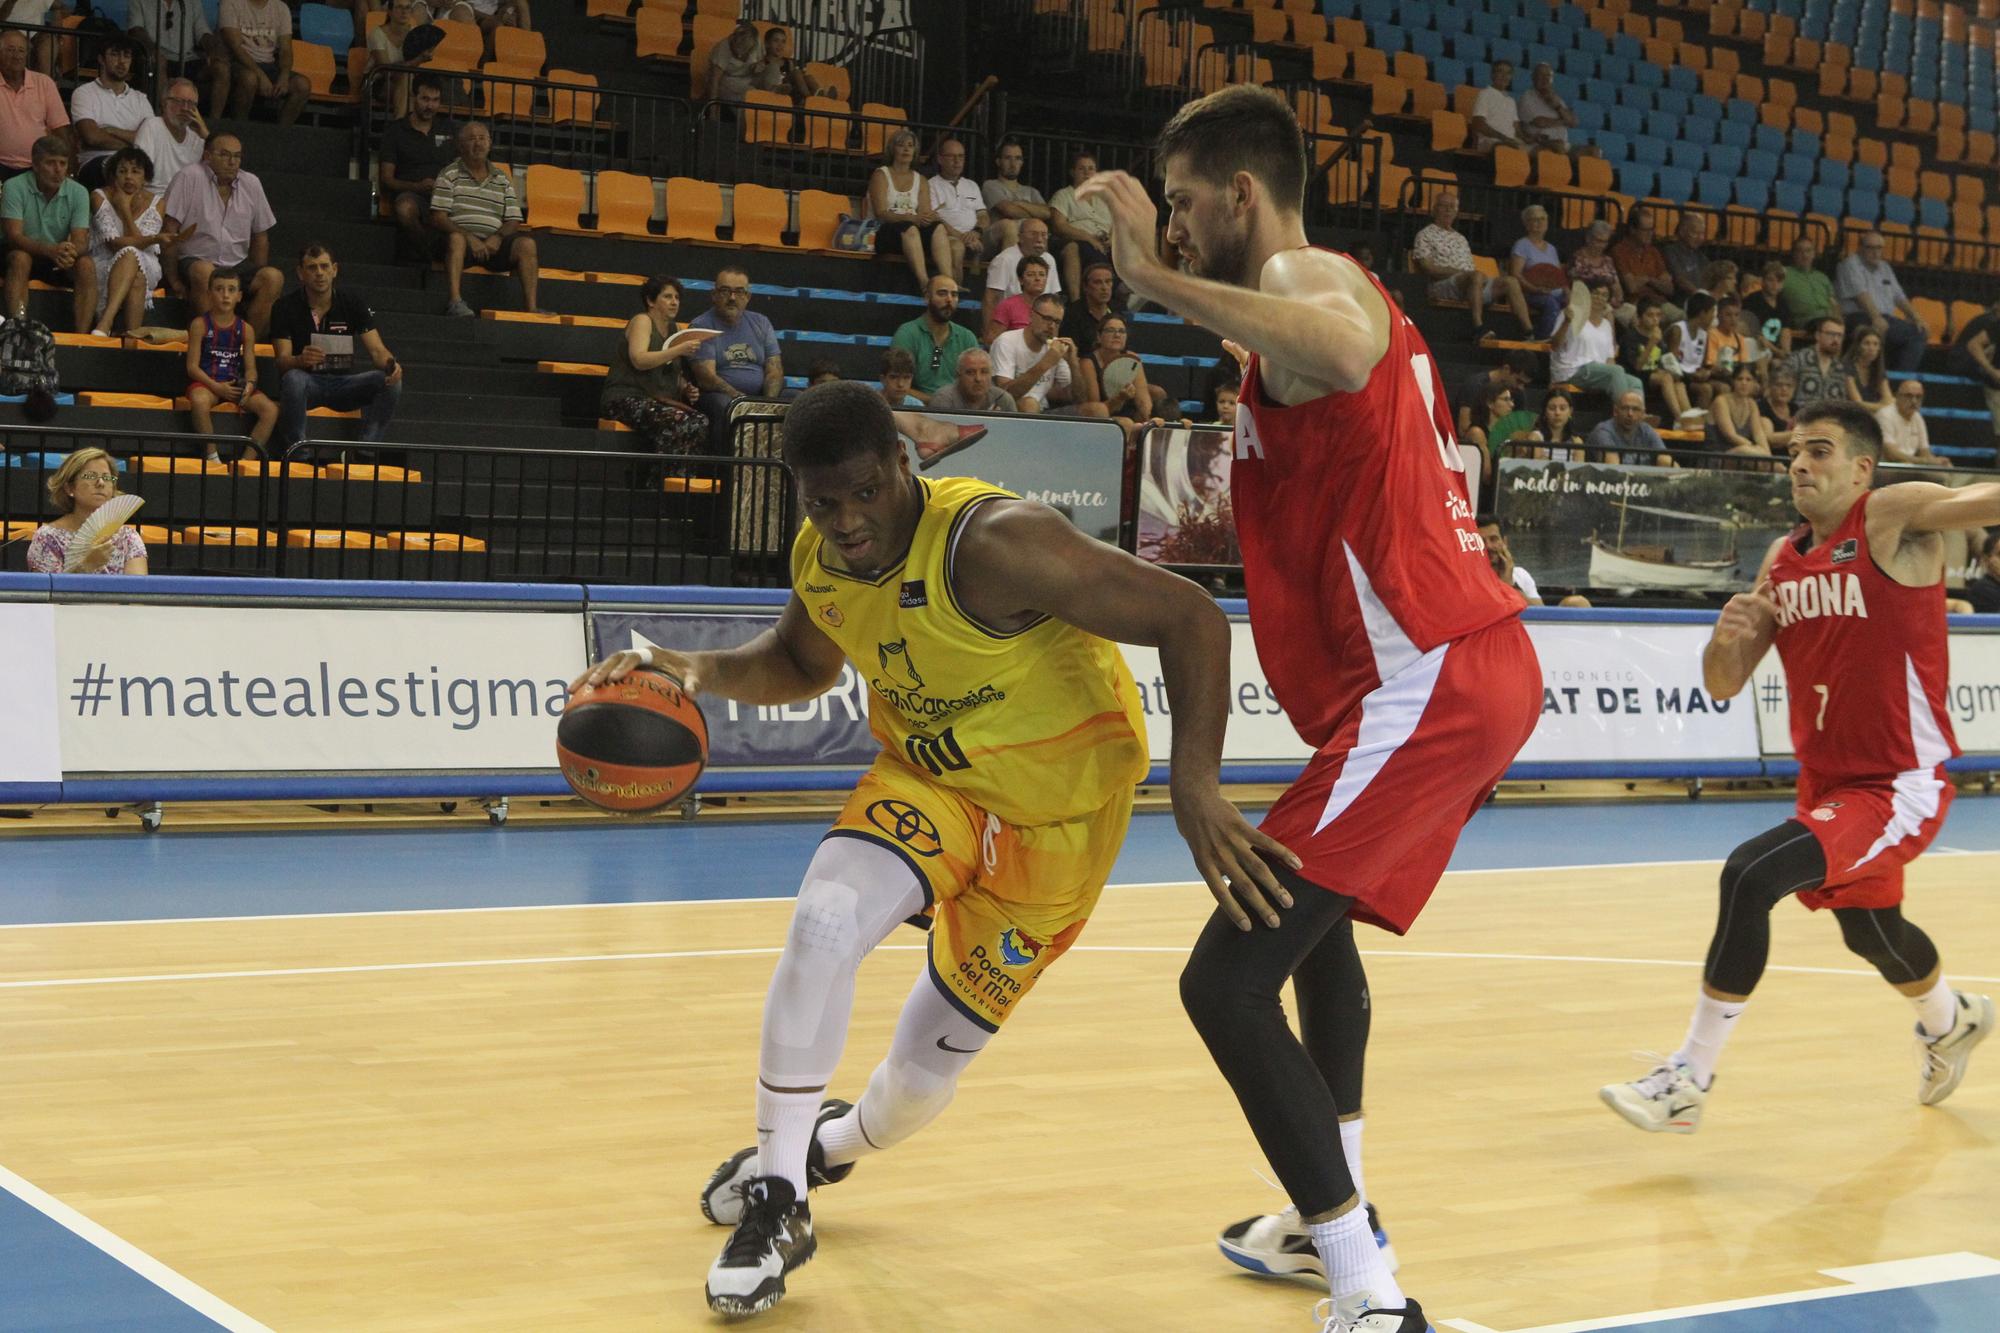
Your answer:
[1134,425,1239,568]
[906,412,1126,545]
[1752,631,2000,759]
[1520,619,1757,763]
[0,603,61,783]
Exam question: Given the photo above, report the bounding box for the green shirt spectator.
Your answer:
[0,168,89,247]
[1779,237,1836,331]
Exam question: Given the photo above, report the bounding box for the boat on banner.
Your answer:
[1586,497,1739,591]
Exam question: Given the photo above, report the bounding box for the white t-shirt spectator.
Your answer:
[133,116,206,184]
[1552,312,1617,383]
[71,80,155,171]
[130,0,213,63]
[219,0,288,66]
[5,0,57,21]
[928,174,983,232]
[1875,402,1930,460]
[1512,565,1541,603]
[1517,87,1568,149]
[985,244,1063,300]
[1472,86,1519,147]
[990,328,1071,404]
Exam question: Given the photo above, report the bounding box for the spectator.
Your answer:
[27,448,148,575]
[377,75,455,260]
[990,293,1104,415]
[1699,259,1738,301]
[1204,375,1238,425]
[1705,293,1750,375]
[1742,259,1790,356]
[891,274,976,403]
[1518,61,1579,154]
[1779,235,1836,331]
[1660,212,1708,302]
[1611,208,1678,322]
[865,127,949,295]
[161,131,282,333]
[1478,520,1541,603]
[1875,380,1950,466]
[1455,351,1538,439]
[1622,296,1692,422]
[1059,261,1125,360]
[1459,381,1524,485]
[1965,533,2000,613]
[1836,228,1927,373]
[437,0,531,57]
[1784,314,1847,404]
[1550,282,1643,402]
[0,0,71,76]
[184,269,275,460]
[128,0,230,123]
[598,273,712,455]
[365,0,431,119]
[132,78,207,186]
[804,358,839,388]
[986,252,1048,341]
[1470,59,1524,151]
[1947,294,2000,443]
[926,346,1013,412]
[875,346,922,408]
[1528,388,1584,457]
[0,30,67,179]
[1709,365,1772,455]
[983,215,1061,333]
[705,20,761,103]
[1508,203,1565,337]
[688,263,783,450]
[1762,364,1800,449]
[1664,292,1719,414]
[1566,219,1621,303]
[980,139,1051,255]
[219,0,308,125]
[927,137,985,285]
[1842,325,1891,412]
[86,145,174,337]
[1077,312,1173,424]
[268,243,404,449]
[1587,389,1667,464]
[1047,150,1112,298]
[431,121,538,317]
[1413,189,1530,335]
[1,136,95,328]
[751,26,817,101]
[69,36,150,191]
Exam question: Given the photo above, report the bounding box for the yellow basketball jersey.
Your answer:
[790,476,1149,827]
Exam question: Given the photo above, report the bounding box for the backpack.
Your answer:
[832,213,880,252]
[0,319,59,398]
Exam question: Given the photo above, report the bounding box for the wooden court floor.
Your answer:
[2,850,1998,1331]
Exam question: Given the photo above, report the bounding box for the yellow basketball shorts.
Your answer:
[825,755,1134,1033]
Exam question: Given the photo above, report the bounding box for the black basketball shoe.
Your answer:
[701,1098,856,1225]
[704,1176,816,1317]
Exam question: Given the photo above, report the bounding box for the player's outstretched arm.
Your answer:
[572,593,848,706]
[1701,538,1785,699]
[1867,480,2000,543]
[953,501,1300,930]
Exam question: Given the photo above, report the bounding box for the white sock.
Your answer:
[1338,1117,1368,1212]
[1910,978,1957,1040]
[754,1083,823,1199]
[1673,992,1746,1089]
[1308,1207,1404,1307]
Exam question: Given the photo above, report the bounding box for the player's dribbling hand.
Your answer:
[1074,170,1165,296]
[1715,576,1778,645]
[1171,781,1301,931]
[571,647,702,695]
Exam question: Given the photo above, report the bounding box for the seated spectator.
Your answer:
[1077,312,1174,425]
[1617,297,1670,407]
[1518,62,1582,154]
[1836,228,1927,373]
[86,145,175,337]
[268,243,404,448]
[1567,220,1621,304]
[1586,390,1667,464]
[2,136,96,329]
[805,358,840,388]
[184,269,275,460]
[1709,366,1772,455]
[0,30,68,178]
[1550,282,1643,402]
[1527,388,1584,457]
[927,137,986,285]
[866,128,950,295]
[1508,204,1565,337]
[876,346,922,408]
[598,273,712,456]
[1720,296,1772,382]
[1470,59,1524,152]
[27,449,148,575]
[161,131,283,333]
[1414,189,1530,335]
[1204,374,1239,425]
[378,76,456,260]
[1842,325,1891,412]
[1876,380,1950,466]
[365,0,429,117]
[891,273,977,402]
[133,78,209,187]
[705,20,761,102]
[128,0,230,122]
[1742,259,1790,356]
[435,0,531,57]
[431,122,538,317]
[3,0,72,76]
[1462,382,1532,483]
[980,138,1051,255]
[1047,151,1112,298]
[752,25,817,100]
[1784,314,1847,403]
[70,37,152,191]
[984,216,1061,334]
[219,0,309,125]
[1966,532,2000,613]
[1947,294,2000,443]
[1779,236,1836,332]
[990,294,1105,416]
[688,264,783,450]
[1705,293,1750,375]
[986,252,1049,341]
[1059,262,1124,359]
[1479,520,1542,603]
[1611,207,1679,323]
[926,346,1013,412]
[1699,259,1738,301]
[1762,364,1800,449]
[1456,351,1538,439]
[1664,292,1719,415]
[1661,212,1708,304]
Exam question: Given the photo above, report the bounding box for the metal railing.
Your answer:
[694,97,980,198]
[983,118,1156,211]
[752,4,927,120]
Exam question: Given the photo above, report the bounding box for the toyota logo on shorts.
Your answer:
[866,799,943,856]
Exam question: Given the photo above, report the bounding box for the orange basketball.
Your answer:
[556,667,709,815]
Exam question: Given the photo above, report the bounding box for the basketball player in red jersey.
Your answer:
[1079,86,1541,1333]
[1603,400,1999,1133]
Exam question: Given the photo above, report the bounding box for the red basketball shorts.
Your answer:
[1791,765,1953,911]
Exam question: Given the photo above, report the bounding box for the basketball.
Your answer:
[556,667,709,814]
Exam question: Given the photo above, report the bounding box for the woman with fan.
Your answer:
[25,449,148,575]
[1076,313,1174,429]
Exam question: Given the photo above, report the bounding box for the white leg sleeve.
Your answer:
[819,962,992,1166]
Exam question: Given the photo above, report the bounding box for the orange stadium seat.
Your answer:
[804,61,851,100]
[524,165,585,230]
[1370,75,1409,116]
[731,182,788,247]
[796,189,850,252]
[637,7,682,60]
[740,89,792,145]
[593,171,656,236]
[492,27,546,74]
[688,15,736,88]
[1391,51,1426,83]
[1311,41,1348,80]
[291,40,342,102]
[858,102,906,158]
[1493,145,1530,188]
[549,71,602,124]
[1349,47,1388,82]
[664,177,723,241]
[1431,110,1467,153]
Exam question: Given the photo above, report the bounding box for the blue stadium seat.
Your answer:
[1631,135,1670,166]
[1597,53,1631,84]
[1574,102,1606,132]
[1810,184,1845,216]
[1780,151,1818,182]
[1454,33,1490,63]
[1607,106,1643,136]
[298,2,351,52]
[93,0,129,22]
[1618,163,1657,197]
[1745,148,1780,181]
[1680,113,1716,143]
[1470,12,1506,40]
[1696,173,1734,208]
[1585,77,1618,107]
[1592,130,1630,161]
[1553,73,1583,105]
[1433,57,1467,89]
[1973,105,1996,135]
[1752,124,1787,155]
[1368,23,1408,53]
[1773,181,1808,213]
[1631,62,1665,90]
[1576,28,1609,57]
[1725,98,1758,123]
[1538,21,1572,51]
[1610,33,1644,62]
[1734,178,1772,211]
[1790,130,1821,158]
[1849,162,1885,194]
[1844,189,1881,222]
[1919,197,1949,229]
[1670,141,1706,172]
[1321,0,1359,15]
[1666,66,1698,95]
[1358,0,1398,24]
[1617,83,1654,111]
[1817,159,1849,189]
[1655,166,1695,201]
[1690,93,1724,122]
[1468,61,1492,88]
[1559,48,1596,79]
[1881,194,1916,226]
[1553,4,1587,27]
[1706,144,1744,176]
[1654,89,1692,118]
[1715,119,1753,149]
[1409,29,1447,61]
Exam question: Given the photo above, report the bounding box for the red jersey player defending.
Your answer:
[1603,400,1997,1134]
[1080,87,1540,1333]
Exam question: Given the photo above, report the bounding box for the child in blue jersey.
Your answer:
[185,268,277,461]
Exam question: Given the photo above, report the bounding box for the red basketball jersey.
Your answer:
[1768,490,1959,784]
[1233,254,1524,748]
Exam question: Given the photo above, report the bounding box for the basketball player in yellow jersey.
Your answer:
[576,380,1298,1317]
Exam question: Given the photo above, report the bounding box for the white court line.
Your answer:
[0,1162,273,1332]
[5,850,1996,932]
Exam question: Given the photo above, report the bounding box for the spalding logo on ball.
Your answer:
[557,667,709,815]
